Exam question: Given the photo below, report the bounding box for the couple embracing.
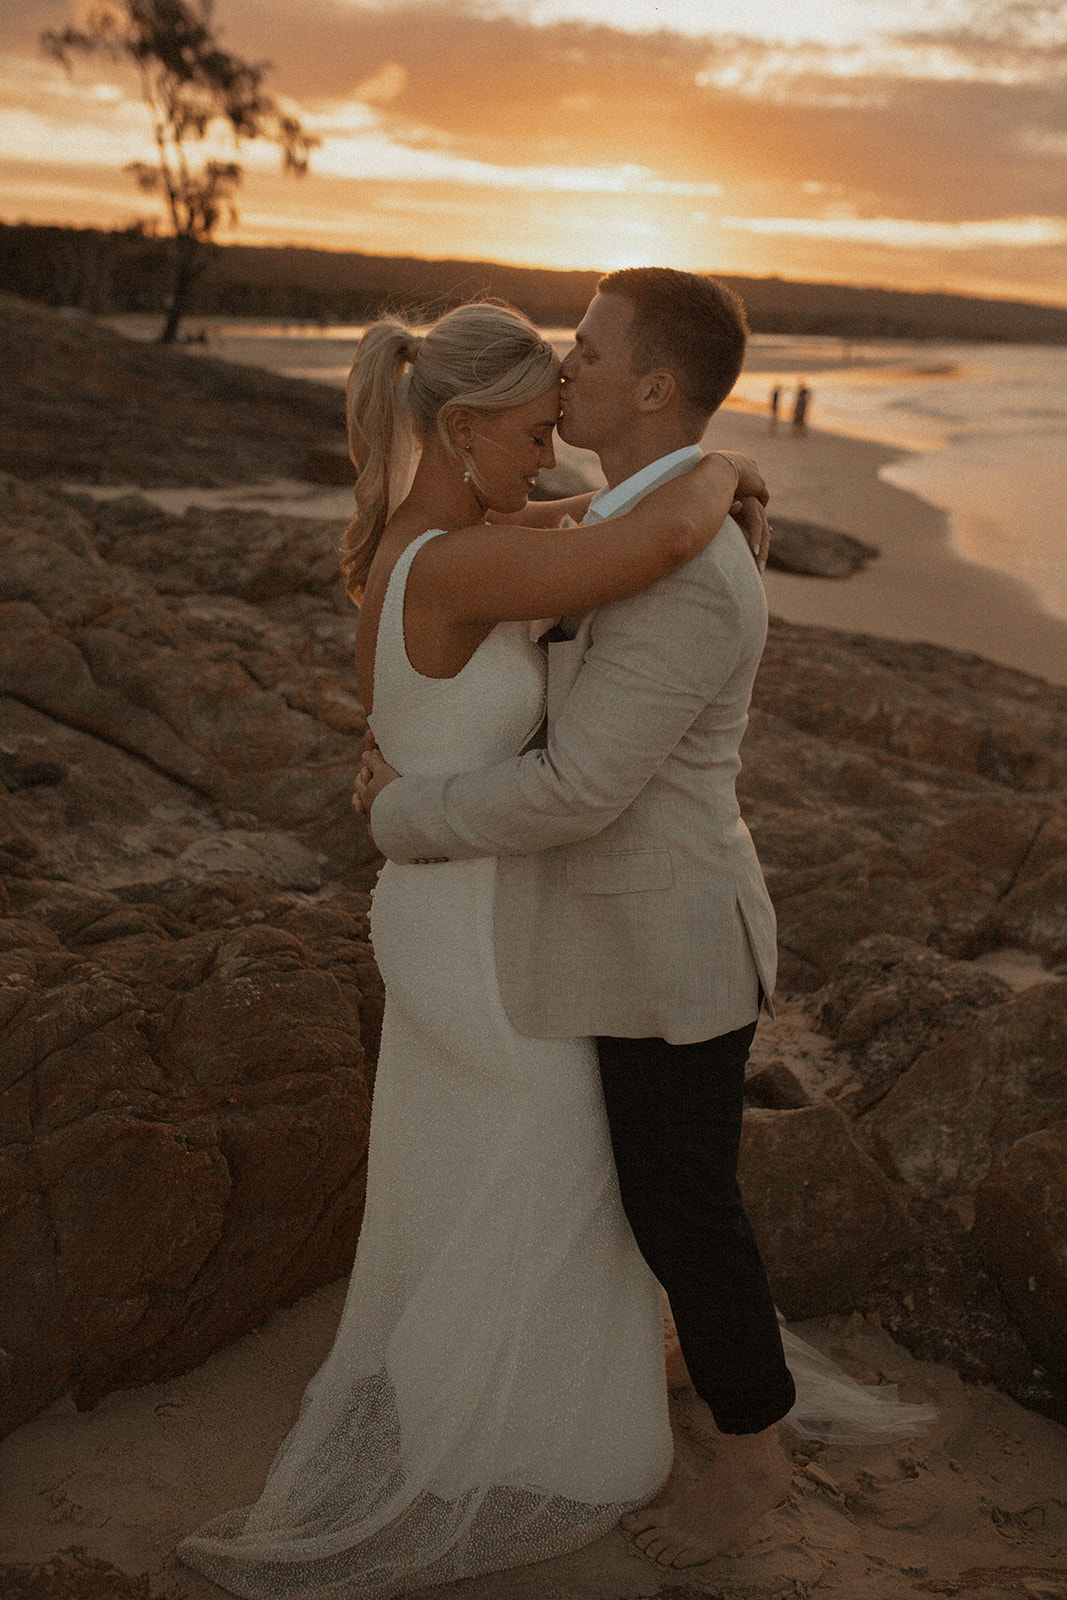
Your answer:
[180,269,931,1600]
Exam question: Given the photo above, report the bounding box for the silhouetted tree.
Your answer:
[43,0,318,342]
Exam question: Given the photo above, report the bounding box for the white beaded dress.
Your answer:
[178,530,674,1597]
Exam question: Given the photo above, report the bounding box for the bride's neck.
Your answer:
[401,443,485,531]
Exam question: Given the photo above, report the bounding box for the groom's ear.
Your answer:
[635,368,677,413]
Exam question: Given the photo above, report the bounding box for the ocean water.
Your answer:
[734,337,1067,627]
[111,317,1067,629]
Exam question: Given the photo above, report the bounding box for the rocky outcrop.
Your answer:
[3,303,1067,1436]
[1,460,385,1439]
[815,935,1013,1115]
[0,298,347,486]
[742,623,1067,991]
[0,876,383,1439]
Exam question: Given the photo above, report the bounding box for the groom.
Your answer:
[357,268,795,1568]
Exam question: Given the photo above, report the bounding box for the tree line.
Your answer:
[5,222,1067,345]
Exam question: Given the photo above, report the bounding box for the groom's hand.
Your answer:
[352,747,402,822]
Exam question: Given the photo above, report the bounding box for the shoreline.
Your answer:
[707,407,1067,688]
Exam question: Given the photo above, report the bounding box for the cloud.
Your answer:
[2,0,1065,302]
[720,213,1067,249]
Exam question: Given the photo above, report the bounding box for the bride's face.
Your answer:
[464,382,561,513]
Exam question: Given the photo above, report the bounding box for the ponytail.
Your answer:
[340,321,422,603]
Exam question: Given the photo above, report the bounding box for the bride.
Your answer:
[179,301,929,1600]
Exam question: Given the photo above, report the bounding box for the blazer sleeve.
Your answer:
[370,551,745,863]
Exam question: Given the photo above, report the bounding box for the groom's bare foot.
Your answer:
[621,1425,792,1568]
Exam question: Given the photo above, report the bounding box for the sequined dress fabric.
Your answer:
[177,530,674,1597]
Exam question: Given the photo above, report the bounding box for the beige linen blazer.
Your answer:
[370,474,777,1045]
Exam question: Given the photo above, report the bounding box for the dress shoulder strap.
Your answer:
[372,528,445,708]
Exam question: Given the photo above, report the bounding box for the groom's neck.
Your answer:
[598,423,701,490]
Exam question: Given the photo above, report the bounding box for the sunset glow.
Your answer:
[3,0,1066,306]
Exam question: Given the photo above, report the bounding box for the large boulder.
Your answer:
[743,623,1067,990]
[765,516,878,579]
[0,477,374,877]
[739,1102,921,1318]
[864,981,1067,1198]
[0,300,347,485]
[0,879,382,1438]
[0,469,386,1441]
[973,1122,1067,1382]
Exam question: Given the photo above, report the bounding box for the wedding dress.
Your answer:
[178,530,674,1597]
[179,529,933,1600]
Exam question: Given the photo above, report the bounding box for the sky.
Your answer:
[2,0,1067,306]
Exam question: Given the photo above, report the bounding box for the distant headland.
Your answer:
[4,220,1067,343]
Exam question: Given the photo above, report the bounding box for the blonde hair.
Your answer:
[340,301,560,601]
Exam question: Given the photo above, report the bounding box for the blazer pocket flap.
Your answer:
[565,849,674,895]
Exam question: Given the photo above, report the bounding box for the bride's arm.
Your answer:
[486,490,597,528]
[410,452,766,625]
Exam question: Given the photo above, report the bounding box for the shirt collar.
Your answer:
[587,445,704,522]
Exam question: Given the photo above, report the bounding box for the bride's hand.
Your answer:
[729,453,768,508]
[707,452,770,571]
[732,493,771,573]
[353,748,401,821]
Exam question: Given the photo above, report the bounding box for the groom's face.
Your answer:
[557,292,643,455]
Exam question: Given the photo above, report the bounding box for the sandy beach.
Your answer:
[3,1160,1066,1600]
[4,326,1067,1598]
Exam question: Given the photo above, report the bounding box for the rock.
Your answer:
[0,882,381,1438]
[173,830,325,891]
[752,622,1067,793]
[765,517,878,578]
[0,301,347,486]
[744,1060,811,1109]
[742,623,1067,988]
[977,825,1067,967]
[816,935,1012,1115]
[0,477,374,880]
[304,441,357,485]
[974,1123,1067,1381]
[864,981,1067,1198]
[739,1102,922,1318]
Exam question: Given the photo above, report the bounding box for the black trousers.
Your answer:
[597,1024,796,1435]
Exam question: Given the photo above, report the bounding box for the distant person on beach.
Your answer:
[769,382,782,427]
[792,382,811,430]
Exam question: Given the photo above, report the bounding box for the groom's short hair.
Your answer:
[598,267,747,425]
